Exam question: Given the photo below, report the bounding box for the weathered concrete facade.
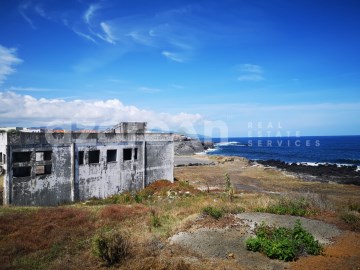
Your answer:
[0,124,173,206]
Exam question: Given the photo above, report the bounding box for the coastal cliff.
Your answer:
[174,134,214,155]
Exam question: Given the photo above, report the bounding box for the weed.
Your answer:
[255,197,314,216]
[150,209,161,228]
[348,200,360,213]
[92,229,130,266]
[341,212,360,230]
[224,173,235,202]
[246,220,322,261]
[202,206,224,220]
[221,204,245,214]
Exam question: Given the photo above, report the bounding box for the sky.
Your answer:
[0,0,360,137]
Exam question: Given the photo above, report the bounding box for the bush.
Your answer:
[246,220,322,261]
[341,212,360,231]
[202,206,224,220]
[255,197,314,216]
[150,209,161,228]
[348,200,360,213]
[92,229,129,266]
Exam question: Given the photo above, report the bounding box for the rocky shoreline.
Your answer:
[253,159,360,185]
[174,135,214,156]
[173,136,360,186]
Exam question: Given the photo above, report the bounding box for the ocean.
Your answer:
[205,136,360,167]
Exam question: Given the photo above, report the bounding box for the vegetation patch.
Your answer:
[348,200,360,213]
[92,229,130,266]
[202,206,224,220]
[246,220,323,261]
[341,212,360,231]
[99,205,149,222]
[255,197,315,216]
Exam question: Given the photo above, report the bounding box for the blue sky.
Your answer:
[0,0,359,136]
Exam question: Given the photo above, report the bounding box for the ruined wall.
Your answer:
[3,132,173,206]
[7,144,72,206]
[145,134,174,185]
[76,141,145,201]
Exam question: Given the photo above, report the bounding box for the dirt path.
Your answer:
[169,212,342,270]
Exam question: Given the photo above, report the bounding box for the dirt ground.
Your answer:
[173,156,360,270]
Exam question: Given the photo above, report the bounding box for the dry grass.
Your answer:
[0,159,359,269]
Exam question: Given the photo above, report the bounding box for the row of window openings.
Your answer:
[13,165,52,178]
[78,148,138,165]
[12,151,52,163]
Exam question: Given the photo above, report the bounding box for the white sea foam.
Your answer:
[297,161,358,168]
[215,141,239,146]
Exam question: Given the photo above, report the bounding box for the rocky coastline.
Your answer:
[173,134,214,156]
[253,159,360,185]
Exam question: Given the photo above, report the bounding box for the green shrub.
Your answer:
[92,229,129,266]
[255,197,314,216]
[348,200,360,212]
[246,220,322,261]
[341,212,359,224]
[202,206,224,220]
[341,212,360,231]
[150,209,161,228]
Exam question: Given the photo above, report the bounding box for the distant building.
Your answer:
[0,122,174,206]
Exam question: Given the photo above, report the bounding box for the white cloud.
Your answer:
[239,64,262,73]
[72,29,97,44]
[98,22,117,44]
[8,86,58,92]
[126,31,154,46]
[0,45,23,85]
[0,92,203,130]
[238,74,264,81]
[19,1,36,29]
[170,84,184,89]
[237,63,264,82]
[162,51,185,63]
[84,4,100,25]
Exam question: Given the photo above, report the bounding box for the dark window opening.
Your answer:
[0,152,2,163]
[134,148,138,160]
[78,151,84,165]
[36,151,52,161]
[107,149,117,162]
[13,166,31,177]
[123,148,132,161]
[44,151,52,161]
[36,165,52,175]
[13,152,31,162]
[3,154,5,164]
[89,150,100,164]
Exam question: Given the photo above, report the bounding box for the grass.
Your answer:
[202,206,224,220]
[0,178,248,269]
[0,173,357,270]
[246,220,323,261]
[255,196,316,217]
[341,212,360,231]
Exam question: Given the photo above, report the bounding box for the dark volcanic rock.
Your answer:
[254,159,360,185]
[174,140,205,155]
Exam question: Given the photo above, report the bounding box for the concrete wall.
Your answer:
[3,132,173,206]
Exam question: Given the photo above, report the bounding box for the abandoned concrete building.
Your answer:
[0,122,174,206]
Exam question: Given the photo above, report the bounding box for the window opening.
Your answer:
[123,148,132,161]
[89,150,100,164]
[107,149,117,162]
